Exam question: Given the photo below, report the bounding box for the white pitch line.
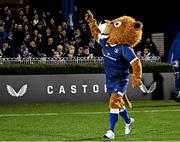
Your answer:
[131,109,180,113]
[0,113,58,117]
[66,109,180,115]
[0,109,180,117]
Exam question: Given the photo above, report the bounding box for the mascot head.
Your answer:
[98,16,143,47]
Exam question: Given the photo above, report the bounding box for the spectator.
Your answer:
[64,42,70,54]
[36,23,44,34]
[69,37,76,46]
[36,33,45,55]
[17,9,25,23]
[0,41,16,57]
[5,31,14,47]
[66,45,75,59]
[32,29,38,41]
[60,29,69,45]
[24,33,31,46]
[4,16,11,32]
[0,3,101,59]
[88,38,98,56]
[28,41,40,57]
[76,46,83,57]
[24,5,30,16]
[55,25,63,45]
[62,21,68,30]
[41,11,48,27]
[44,27,52,40]
[57,25,62,34]
[144,36,159,56]
[0,26,8,42]
[75,36,82,48]
[13,24,24,52]
[83,45,93,59]
[142,47,155,61]
[56,44,65,57]
[20,43,31,58]
[74,28,81,39]
[136,50,142,59]
[53,51,61,64]
[22,15,29,26]
[49,18,56,33]
[0,19,5,27]
[79,20,91,44]
[24,24,30,34]
[44,37,55,57]
[32,13,39,26]
[7,9,12,18]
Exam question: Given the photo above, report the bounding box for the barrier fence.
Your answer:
[0,56,161,64]
[0,73,174,104]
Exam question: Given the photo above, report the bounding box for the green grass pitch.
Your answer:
[0,100,180,141]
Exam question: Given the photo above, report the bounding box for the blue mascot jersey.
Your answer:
[99,38,137,95]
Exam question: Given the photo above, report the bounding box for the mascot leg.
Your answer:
[108,93,125,132]
[119,107,131,124]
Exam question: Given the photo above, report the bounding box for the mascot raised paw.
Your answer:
[85,10,143,139]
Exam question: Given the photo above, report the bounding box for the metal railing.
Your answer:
[0,57,104,64]
[140,56,161,63]
[0,56,161,64]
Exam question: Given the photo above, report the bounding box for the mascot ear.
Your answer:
[104,19,111,24]
[134,21,143,30]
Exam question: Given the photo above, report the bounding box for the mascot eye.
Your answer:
[114,21,122,27]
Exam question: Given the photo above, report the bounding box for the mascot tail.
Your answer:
[123,93,132,109]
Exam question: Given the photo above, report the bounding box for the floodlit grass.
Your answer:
[0,101,180,141]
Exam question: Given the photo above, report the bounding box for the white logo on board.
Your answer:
[6,84,27,97]
[139,82,157,93]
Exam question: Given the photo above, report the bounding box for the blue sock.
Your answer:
[110,113,118,132]
[119,108,131,124]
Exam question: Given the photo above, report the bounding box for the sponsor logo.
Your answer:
[139,82,157,94]
[103,53,117,61]
[47,84,107,95]
[6,84,27,97]
[114,48,119,53]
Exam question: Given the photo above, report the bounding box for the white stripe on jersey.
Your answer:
[130,57,138,64]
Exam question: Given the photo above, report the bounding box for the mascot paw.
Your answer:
[85,10,94,22]
[132,77,142,88]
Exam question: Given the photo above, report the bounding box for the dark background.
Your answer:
[75,0,180,58]
[30,0,180,46]
[29,0,180,32]
[75,0,180,35]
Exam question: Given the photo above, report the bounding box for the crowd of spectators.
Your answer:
[0,3,102,59]
[0,3,160,63]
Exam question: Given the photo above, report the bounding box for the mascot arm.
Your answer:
[131,58,143,88]
[85,10,100,42]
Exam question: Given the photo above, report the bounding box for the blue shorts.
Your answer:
[106,77,129,96]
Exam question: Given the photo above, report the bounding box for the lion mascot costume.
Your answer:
[85,10,143,139]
